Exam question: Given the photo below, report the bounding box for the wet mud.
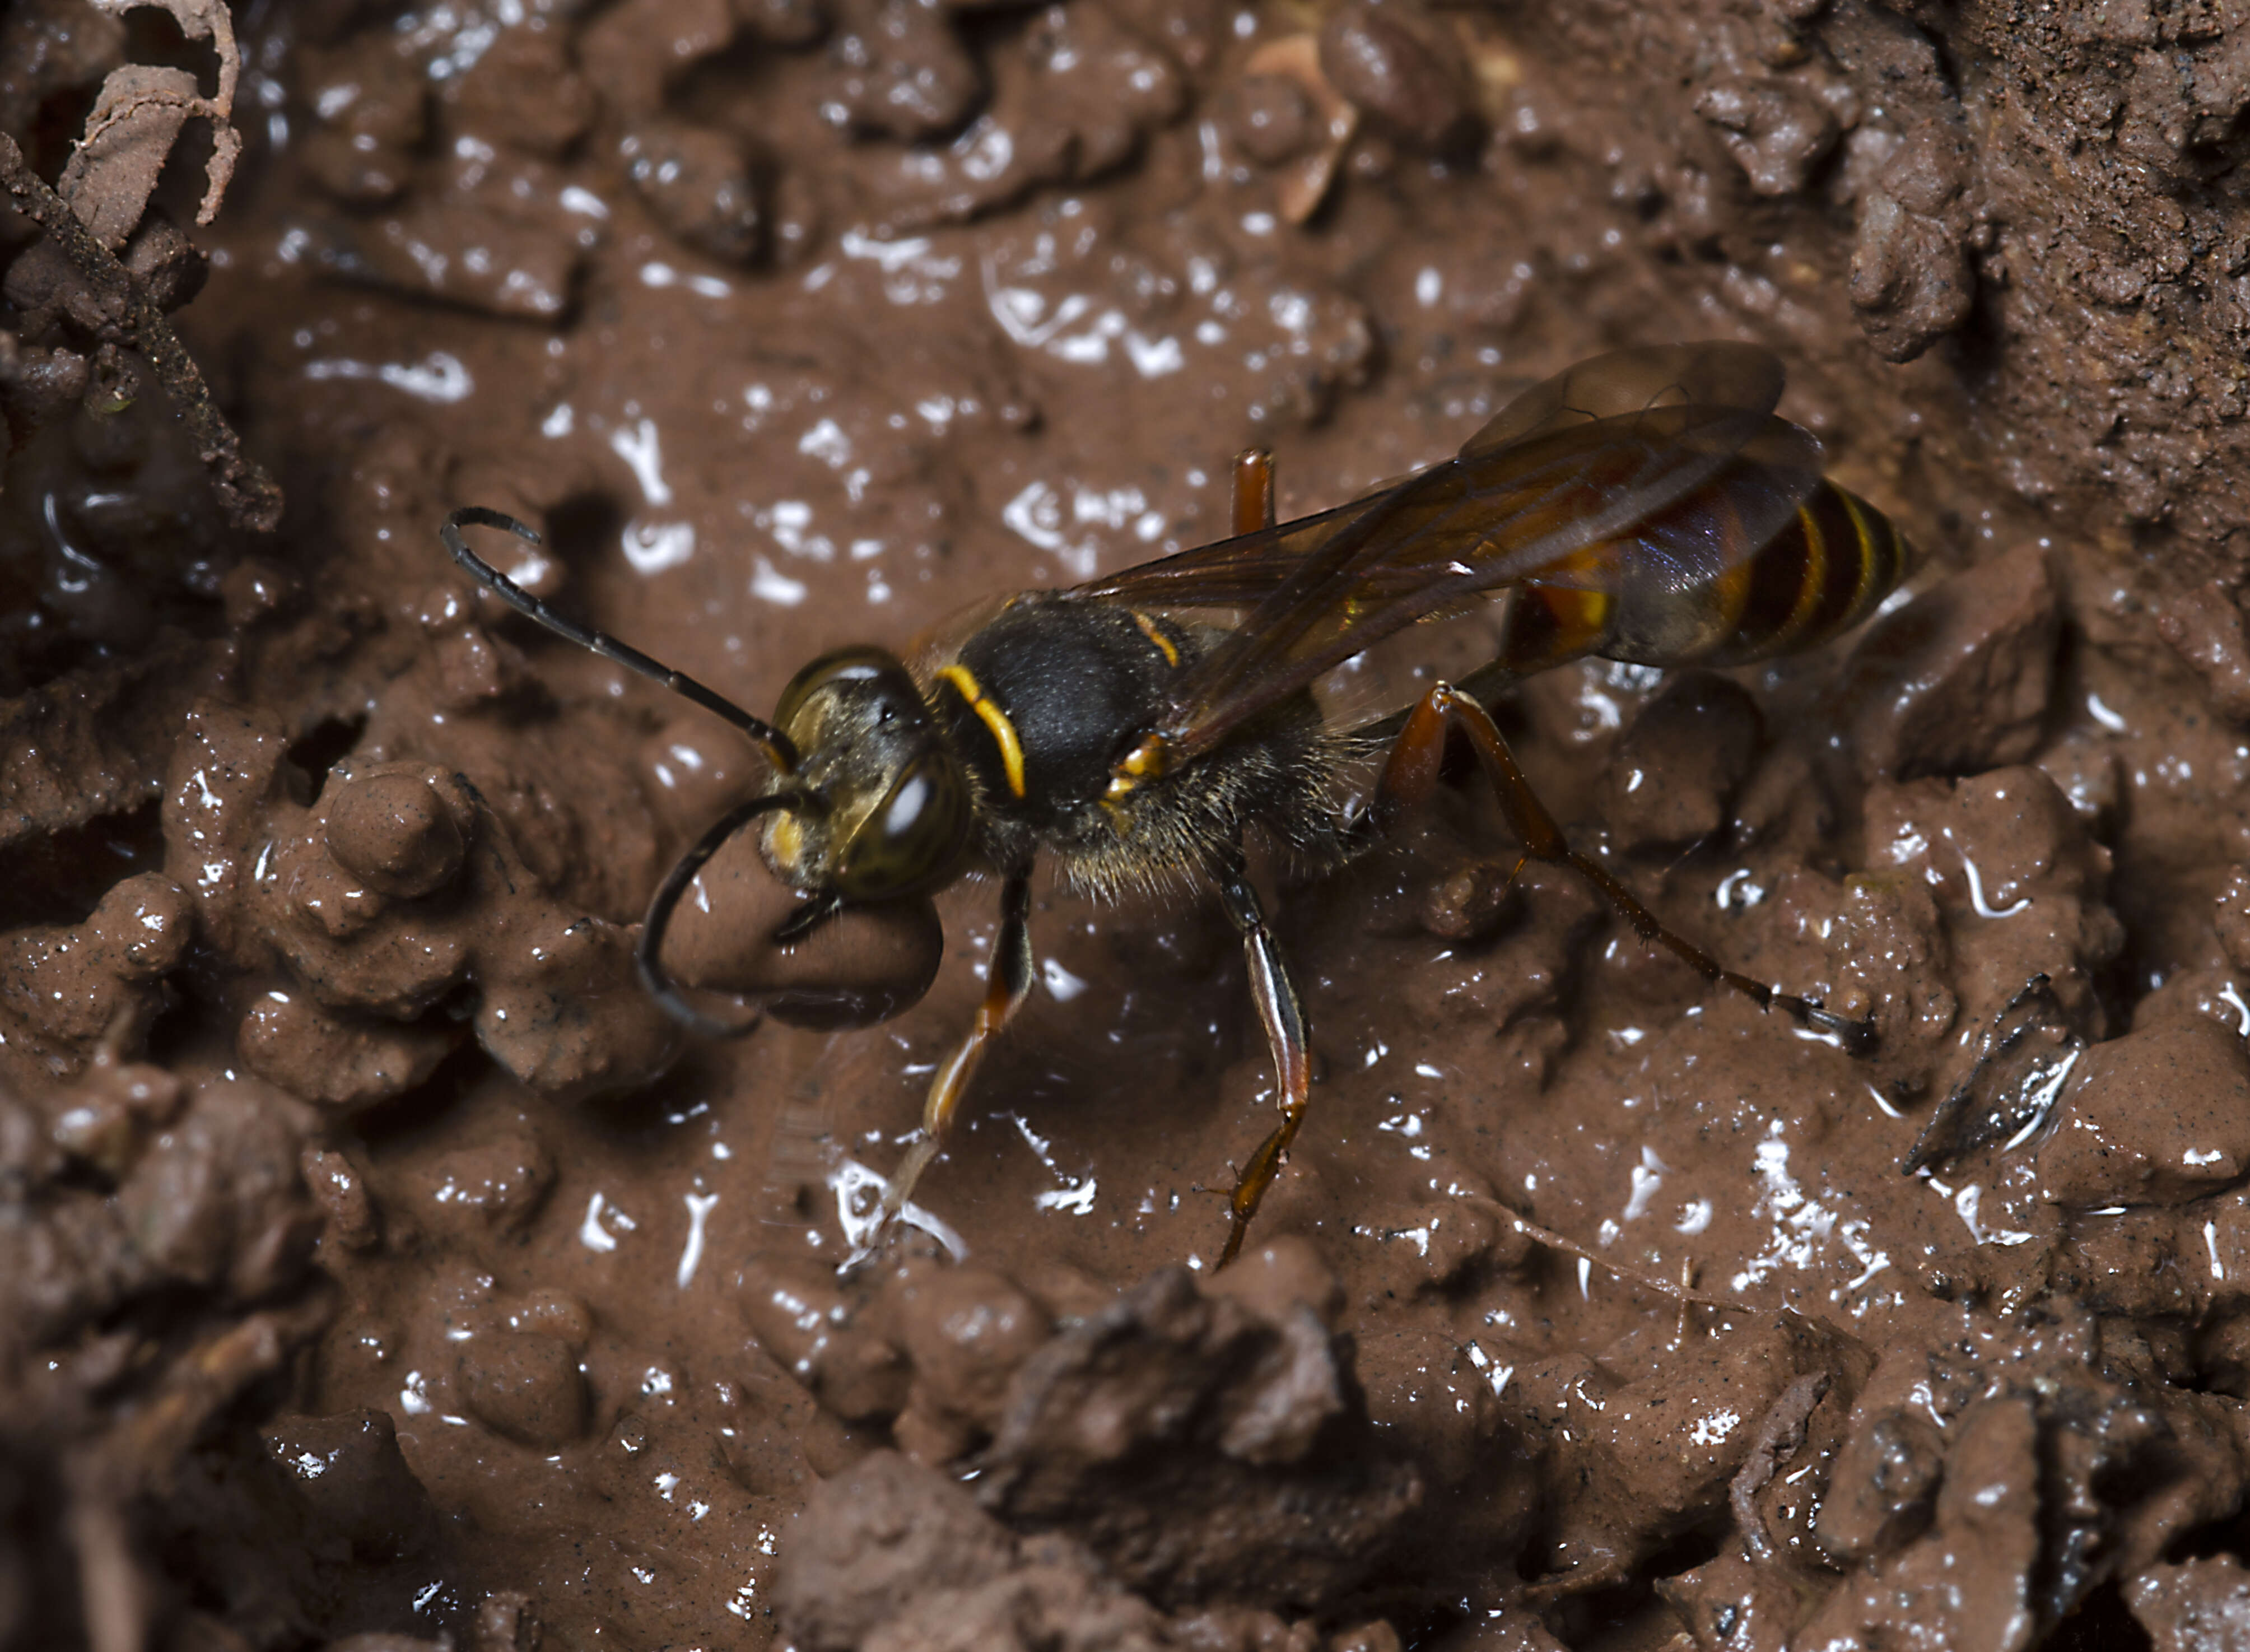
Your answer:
[11,0,2250,1648]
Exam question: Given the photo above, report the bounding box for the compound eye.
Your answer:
[773,646,906,735]
[833,747,972,901]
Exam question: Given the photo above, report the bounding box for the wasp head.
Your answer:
[762,647,972,902]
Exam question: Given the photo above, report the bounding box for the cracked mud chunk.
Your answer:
[891,1262,1055,1464]
[1797,1395,2043,1651]
[442,26,595,159]
[2127,1556,2250,1651]
[577,0,740,116]
[2031,1019,2250,1208]
[775,1450,1018,1652]
[1695,74,1843,198]
[416,1132,557,1240]
[2,1074,320,1354]
[296,31,426,206]
[2155,582,2250,724]
[294,150,594,319]
[743,1257,915,1425]
[1516,1316,1859,1584]
[0,869,189,1057]
[824,0,982,141]
[239,994,460,1113]
[1814,1406,1945,1563]
[870,0,1184,226]
[623,122,771,266]
[978,1267,1422,1612]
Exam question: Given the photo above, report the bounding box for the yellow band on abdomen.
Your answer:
[938,663,1028,798]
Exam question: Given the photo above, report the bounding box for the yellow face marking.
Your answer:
[938,663,1027,798]
[765,809,806,873]
[1130,610,1180,668]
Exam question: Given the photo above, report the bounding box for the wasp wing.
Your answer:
[1071,341,1796,614]
[1070,495,1373,611]
[1461,339,1787,455]
[1093,399,1821,765]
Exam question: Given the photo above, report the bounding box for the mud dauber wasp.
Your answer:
[442,341,1909,1266]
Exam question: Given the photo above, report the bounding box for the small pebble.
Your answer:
[623,122,769,266]
[324,768,467,899]
[1227,73,1320,165]
[742,1258,911,1424]
[457,1330,590,1448]
[891,1262,1052,1441]
[1317,2,1471,152]
[1418,858,1517,942]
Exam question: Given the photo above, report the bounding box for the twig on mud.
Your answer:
[0,132,282,533]
[1502,1208,1764,1318]
[1729,1370,1832,1561]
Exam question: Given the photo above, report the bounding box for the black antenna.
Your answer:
[637,793,834,1037]
[441,506,802,775]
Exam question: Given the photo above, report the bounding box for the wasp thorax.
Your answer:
[761,647,972,901]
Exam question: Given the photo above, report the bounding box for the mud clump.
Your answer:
[776,1257,1420,1649]
[973,1264,1422,1611]
[781,1451,1214,1652]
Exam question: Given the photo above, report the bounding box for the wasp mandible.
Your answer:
[442,341,1912,1267]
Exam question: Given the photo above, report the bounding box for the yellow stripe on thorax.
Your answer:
[938,664,1027,798]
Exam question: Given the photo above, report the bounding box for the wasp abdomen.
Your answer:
[1496,481,1911,677]
[1694,481,1912,666]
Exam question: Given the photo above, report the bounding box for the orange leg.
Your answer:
[864,873,1035,1255]
[1214,862,1312,1268]
[1232,448,1277,536]
[1371,685,1873,1053]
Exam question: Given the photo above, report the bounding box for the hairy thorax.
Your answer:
[915,594,1348,901]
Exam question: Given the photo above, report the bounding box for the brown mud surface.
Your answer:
[13,1,2250,1648]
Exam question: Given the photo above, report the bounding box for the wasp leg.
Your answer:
[1232,448,1278,536]
[1371,684,1875,1055]
[1214,862,1313,1269]
[872,871,1035,1246]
